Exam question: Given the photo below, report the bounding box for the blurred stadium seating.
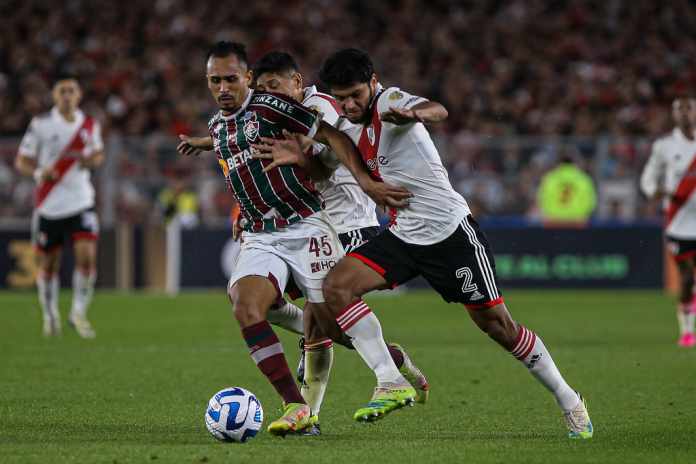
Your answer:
[2,0,691,225]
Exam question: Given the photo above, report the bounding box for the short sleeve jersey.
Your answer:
[18,107,103,219]
[640,128,696,239]
[338,85,471,245]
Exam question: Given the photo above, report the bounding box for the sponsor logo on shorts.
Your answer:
[311,260,337,273]
[469,290,485,301]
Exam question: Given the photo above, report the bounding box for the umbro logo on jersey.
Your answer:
[470,290,485,301]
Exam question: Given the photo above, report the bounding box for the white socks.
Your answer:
[266,300,304,335]
[677,303,695,335]
[301,341,334,415]
[71,270,96,318]
[37,273,60,324]
[336,300,405,386]
[511,325,579,412]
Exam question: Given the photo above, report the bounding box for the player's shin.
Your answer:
[37,272,60,332]
[70,269,96,318]
[241,320,305,405]
[510,325,579,411]
[300,339,334,416]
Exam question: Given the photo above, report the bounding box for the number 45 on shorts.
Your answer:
[309,235,341,274]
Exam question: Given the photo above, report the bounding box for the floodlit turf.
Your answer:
[1,289,695,463]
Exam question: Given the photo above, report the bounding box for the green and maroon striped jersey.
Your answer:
[208,90,323,233]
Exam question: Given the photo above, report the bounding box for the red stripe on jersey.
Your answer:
[35,117,95,208]
[357,91,399,225]
[265,164,314,217]
[666,153,696,227]
[312,92,343,115]
[237,163,272,214]
[357,98,384,182]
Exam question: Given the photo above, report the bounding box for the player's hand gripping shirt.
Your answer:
[302,85,379,234]
[641,128,696,239]
[338,86,471,245]
[18,107,103,219]
[208,90,323,233]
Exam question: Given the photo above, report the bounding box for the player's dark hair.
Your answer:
[253,52,299,81]
[54,73,79,85]
[319,48,374,88]
[206,41,248,67]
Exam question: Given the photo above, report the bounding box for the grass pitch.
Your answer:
[1,289,695,463]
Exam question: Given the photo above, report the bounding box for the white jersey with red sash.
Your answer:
[337,84,471,245]
[640,128,696,239]
[302,85,379,234]
[18,107,103,219]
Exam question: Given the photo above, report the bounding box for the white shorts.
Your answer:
[227,215,344,303]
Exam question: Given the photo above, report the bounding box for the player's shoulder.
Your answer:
[29,111,52,126]
[376,86,426,113]
[303,89,341,124]
[251,90,300,107]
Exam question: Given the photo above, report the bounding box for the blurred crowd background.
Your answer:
[2,0,694,226]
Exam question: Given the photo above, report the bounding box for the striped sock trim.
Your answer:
[336,299,372,332]
[510,325,537,360]
[304,338,333,351]
[250,343,284,364]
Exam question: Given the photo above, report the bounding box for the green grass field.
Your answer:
[1,289,695,463]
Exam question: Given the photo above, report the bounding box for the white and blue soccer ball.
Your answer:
[204,387,264,443]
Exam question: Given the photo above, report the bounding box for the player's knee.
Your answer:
[228,289,263,327]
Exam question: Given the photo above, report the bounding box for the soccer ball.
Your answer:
[204,387,264,443]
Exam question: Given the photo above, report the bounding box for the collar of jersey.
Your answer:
[51,106,84,124]
[303,85,318,103]
[219,90,254,120]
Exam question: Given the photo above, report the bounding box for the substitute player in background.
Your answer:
[640,98,696,347]
[15,76,104,338]
[257,48,593,439]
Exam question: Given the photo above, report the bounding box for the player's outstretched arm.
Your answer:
[177,134,213,157]
[380,101,448,125]
[79,150,105,169]
[256,121,413,208]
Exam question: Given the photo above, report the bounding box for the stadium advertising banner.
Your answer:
[484,226,663,288]
[176,226,664,290]
[0,226,663,289]
[0,229,117,289]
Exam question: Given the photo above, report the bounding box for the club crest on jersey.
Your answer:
[367,126,375,145]
[243,113,260,142]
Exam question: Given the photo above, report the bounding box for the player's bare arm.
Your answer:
[15,154,57,182]
[253,121,412,208]
[78,150,105,169]
[177,134,214,156]
[380,101,448,125]
[254,129,333,181]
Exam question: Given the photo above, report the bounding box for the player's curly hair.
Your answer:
[206,41,248,67]
[319,48,374,88]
